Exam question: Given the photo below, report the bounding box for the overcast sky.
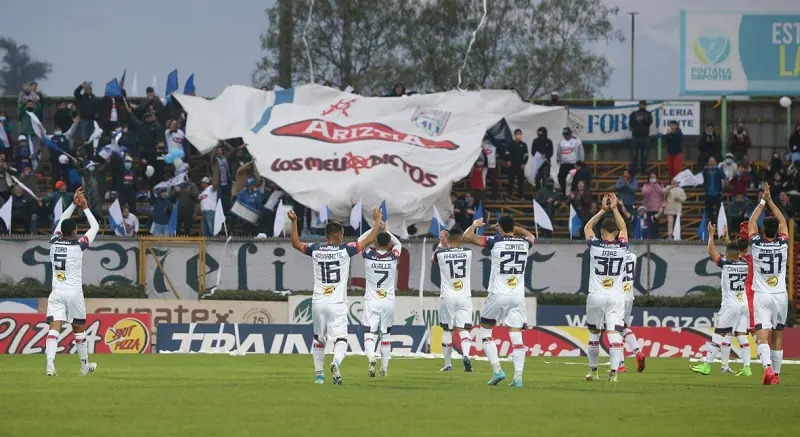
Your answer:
[0,0,796,99]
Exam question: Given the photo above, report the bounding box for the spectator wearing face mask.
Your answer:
[629,101,653,175]
[665,120,683,180]
[663,178,686,239]
[481,135,499,200]
[505,129,528,199]
[14,135,31,171]
[0,112,13,162]
[702,156,723,219]
[530,127,553,190]
[557,127,584,196]
[118,155,139,215]
[697,123,721,168]
[18,99,42,156]
[728,122,751,161]
[790,122,800,164]
[718,153,737,183]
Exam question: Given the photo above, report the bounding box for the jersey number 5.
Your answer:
[53,253,67,271]
[318,261,341,284]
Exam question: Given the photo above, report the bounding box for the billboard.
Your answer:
[156,323,427,354]
[681,11,800,95]
[0,313,151,354]
[536,305,717,328]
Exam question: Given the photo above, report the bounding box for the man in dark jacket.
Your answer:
[118,155,139,215]
[665,120,683,180]
[702,156,723,220]
[530,127,553,189]
[53,101,75,133]
[629,100,653,175]
[697,123,721,168]
[9,185,32,233]
[74,81,100,144]
[170,181,199,235]
[150,187,172,236]
[505,129,528,199]
[135,87,165,120]
[570,160,592,192]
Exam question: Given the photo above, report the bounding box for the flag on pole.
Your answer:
[633,217,643,240]
[120,69,127,88]
[672,210,681,241]
[427,205,446,236]
[183,73,196,95]
[109,199,127,237]
[213,199,226,236]
[380,200,388,223]
[168,200,179,236]
[131,72,139,96]
[697,209,709,241]
[530,151,545,182]
[0,196,12,233]
[28,136,37,171]
[165,69,179,103]
[532,199,553,231]
[317,204,332,225]
[473,201,484,235]
[569,204,581,237]
[273,200,286,237]
[27,111,46,139]
[716,203,727,237]
[10,175,39,200]
[349,200,363,230]
[52,197,63,230]
[104,78,123,97]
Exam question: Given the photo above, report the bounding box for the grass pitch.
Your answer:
[0,354,796,437]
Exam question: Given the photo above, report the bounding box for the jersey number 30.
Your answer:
[595,257,623,276]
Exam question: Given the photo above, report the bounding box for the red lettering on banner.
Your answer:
[271,119,460,150]
[321,99,357,117]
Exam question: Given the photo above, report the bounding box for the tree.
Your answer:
[0,37,52,96]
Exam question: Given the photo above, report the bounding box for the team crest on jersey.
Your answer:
[56,271,66,282]
[602,278,614,289]
[453,280,463,291]
[376,289,387,298]
[767,276,778,287]
[103,318,149,354]
[623,283,631,293]
[323,286,335,296]
[506,277,518,288]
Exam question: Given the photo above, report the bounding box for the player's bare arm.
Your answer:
[287,210,305,253]
[512,225,534,241]
[357,207,384,252]
[462,218,484,246]
[748,184,768,237]
[608,193,628,240]
[764,185,789,235]
[583,194,610,241]
[707,223,721,263]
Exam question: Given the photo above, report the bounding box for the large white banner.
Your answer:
[176,85,566,233]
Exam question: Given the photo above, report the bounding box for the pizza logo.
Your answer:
[506,277,518,288]
[271,119,460,150]
[323,286,335,296]
[56,272,66,282]
[453,280,463,291]
[602,278,614,289]
[623,283,631,293]
[104,318,149,354]
[376,289,387,298]
[767,276,778,287]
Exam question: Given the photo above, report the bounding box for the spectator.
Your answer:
[614,169,639,213]
[545,91,561,106]
[117,155,139,215]
[727,193,751,232]
[534,179,561,237]
[729,163,750,197]
[14,135,32,171]
[778,191,795,219]
[199,177,217,237]
[389,83,406,97]
[9,185,32,233]
[49,126,70,183]
[629,100,653,175]
[665,120,683,179]
[742,155,758,188]
[771,172,788,199]
[570,160,591,192]
[135,87,165,120]
[469,154,486,202]
[531,127,553,190]
[453,192,476,231]
[211,144,233,213]
[0,111,12,162]
[728,122,751,161]
[171,181,199,235]
[44,181,73,225]
[18,98,42,155]
[100,88,127,133]
[165,119,186,155]
[641,172,664,236]
[0,157,13,202]
[697,123,721,168]
[633,205,664,240]
[129,110,165,176]
[18,165,41,203]
[790,122,800,164]
[236,177,263,236]
[663,178,686,239]
[557,127,583,195]
[117,122,139,158]
[718,153,737,183]
[702,157,724,219]
[505,129,528,199]
[481,136,499,200]
[233,156,260,198]
[53,101,74,133]
[150,187,171,236]
[569,180,594,231]
[78,160,107,220]
[768,152,785,180]
[18,82,44,118]
[121,204,139,236]
[73,81,100,143]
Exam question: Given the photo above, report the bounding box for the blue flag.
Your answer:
[697,209,708,241]
[183,73,196,94]
[168,200,179,236]
[120,68,127,88]
[427,206,445,237]
[495,211,501,236]
[42,136,69,157]
[473,201,484,235]
[633,217,643,240]
[380,200,388,223]
[165,69,179,103]
[104,78,123,97]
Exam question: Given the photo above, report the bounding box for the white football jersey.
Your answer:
[304,242,360,304]
[750,233,789,294]
[363,247,400,301]
[588,236,629,295]
[433,246,473,299]
[49,233,92,293]
[716,257,749,307]
[483,235,533,296]
[621,251,636,301]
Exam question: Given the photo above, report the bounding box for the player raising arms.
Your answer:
[618,250,646,373]
[747,184,789,385]
[691,223,751,376]
[432,227,474,373]
[45,188,100,376]
[583,193,628,383]
[358,224,402,377]
[289,206,382,385]
[462,215,534,388]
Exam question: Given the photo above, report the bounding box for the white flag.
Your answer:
[532,199,553,231]
[319,204,330,224]
[716,203,727,237]
[88,122,103,149]
[568,204,578,238]
[349,199,363,230]
[213,198,226,236]
[273,200,286,237]
[27,111,46,139]
[0,124,10,151]
[400,220,410,239]
[109,199,126,236]
[0,196,11,233]
[53,197,63,228]
[673,211,682,241]
[132,72,139,96]
[10,175,39,200]
[530,151,545,183]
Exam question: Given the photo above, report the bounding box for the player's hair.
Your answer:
[725,242,739,253]
[325,221,344,235]
[60,219,77,237]
[736,238,748,252]
[762,217,779,239]
[376,232,391,247]
[601,218,618,234]
[498,215,515,233]
[447,227,463,242]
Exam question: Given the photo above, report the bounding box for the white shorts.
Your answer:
[312,302,348,343]
[753,293,788,331]
[439,297,474,329]
[622,298,634,328]
[46,289,86,324]
[715,305,749,333]
[586,293,624,331]
[481,294,527,329]
[363,299,395,334]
